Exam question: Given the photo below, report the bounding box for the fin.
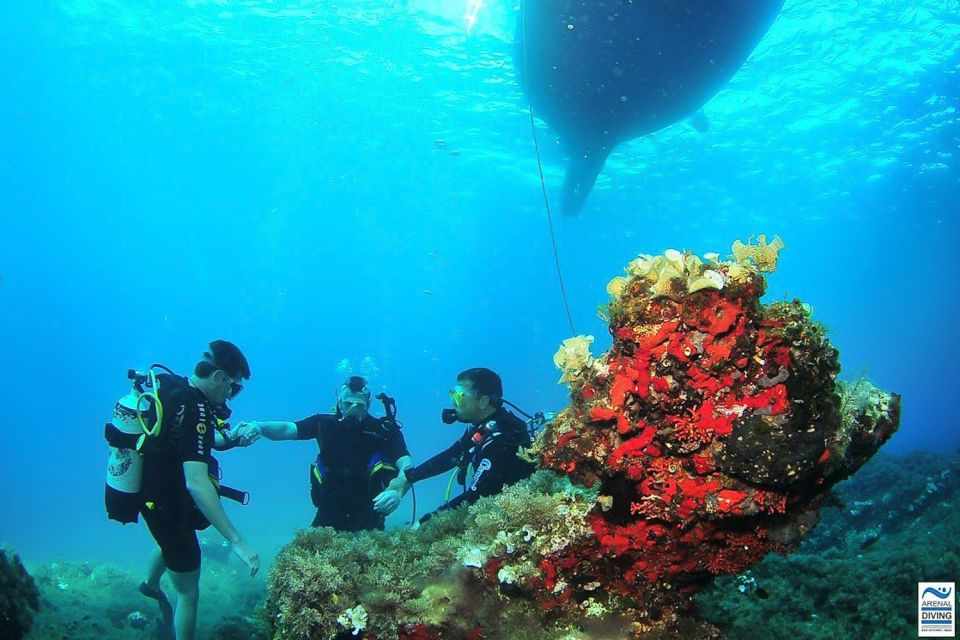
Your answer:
[139,581,174,638]
[561,147,611,215]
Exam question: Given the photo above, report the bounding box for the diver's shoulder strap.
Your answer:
[104,423,140,449]
[155,373,190,400]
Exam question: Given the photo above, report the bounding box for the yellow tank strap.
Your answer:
[136,370,163,438]
[312,465,323,485]
[144,501,156,510]
[369,462,396,478]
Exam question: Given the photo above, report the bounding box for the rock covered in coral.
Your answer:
[528,238,899,630]
[0,549,40,640]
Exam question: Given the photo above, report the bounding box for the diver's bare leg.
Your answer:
[168,568,200,640]
[145,550,166,589]
[139,551,174,636]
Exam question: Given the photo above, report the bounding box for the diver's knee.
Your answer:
[167,569,200,598]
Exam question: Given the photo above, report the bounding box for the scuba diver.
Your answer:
[373,367,536,525]
[234,376,413,531]
[103,340,258,640]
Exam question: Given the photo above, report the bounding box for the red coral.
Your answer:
[701,317,746,366]
[691,453,715,475]
[715,489,749,514]
[772,346,792,368]
[555,431,577,448]
[687,366,731,397]
[483,557,503,583]
[540,559,557,592]
[693,296,742,335]
[589,406,617,422]
[399,624,442,640]
[608,427,657,468]
[610,369,637,408]
[635,321,680,349]
[652,376,673,393]
[741,384,789,416]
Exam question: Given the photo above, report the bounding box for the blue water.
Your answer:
[0,0,958,571]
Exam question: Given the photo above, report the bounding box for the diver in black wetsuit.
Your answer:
[236,376,413,531]
[374,367,536,525]
[104,340,259,640]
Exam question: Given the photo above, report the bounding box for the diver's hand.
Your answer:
[387,471,410,495]
[231,540,260,577]
[231,422,262,447]
[372,489,402,514]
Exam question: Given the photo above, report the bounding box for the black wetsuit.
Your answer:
[114,375,222,573]
[405,407,536,523]
[295,413,410,531]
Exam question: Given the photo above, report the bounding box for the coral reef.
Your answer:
[697,451,960,639]
[1,549,40,640]
[266,474,599,640]
[266,238,900,639]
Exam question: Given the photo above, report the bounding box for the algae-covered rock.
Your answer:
[0,549,39,640]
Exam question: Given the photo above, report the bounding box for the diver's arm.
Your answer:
[403,440,465,485]
[255,420,299,440]
[212,429,241,450]
[184,461,242,543]
[385,454,414,495]
[376,446,455,511]
[372,454,416,514]
[418,441,530,524]
[183,461,260,576]
[232,420,299,442]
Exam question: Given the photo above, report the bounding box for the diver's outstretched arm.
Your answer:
[235,420,298,442]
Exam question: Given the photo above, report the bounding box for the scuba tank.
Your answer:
[104,366,170,523]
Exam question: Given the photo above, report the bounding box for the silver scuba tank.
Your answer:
[105,389,148,494]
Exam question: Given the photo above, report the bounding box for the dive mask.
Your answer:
[338,376,371,421]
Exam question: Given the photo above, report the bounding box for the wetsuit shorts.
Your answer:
[142,506,201,573]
